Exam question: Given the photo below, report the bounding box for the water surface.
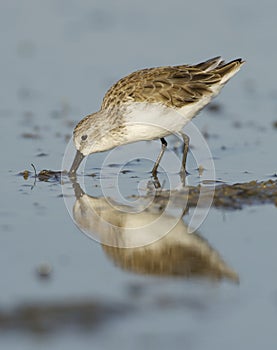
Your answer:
[1,1,277,349]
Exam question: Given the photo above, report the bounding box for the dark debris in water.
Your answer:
[0,300,132,334]
[19,167,277,209]
[21,132,41,139]
[20,168,67,183]
[20,168,66,182]
[37,170,65,182]
[207,102,222,114]
[36,152,48,157]
[199,179,277,209]
[272,120,277,129]
[152,179,277,210]
[21,170,30,180]
[211,180,277,209]
[121,169,133,174]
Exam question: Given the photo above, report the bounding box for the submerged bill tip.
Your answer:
[69,150,85,175]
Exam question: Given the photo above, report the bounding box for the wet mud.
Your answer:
[162,179,277,209]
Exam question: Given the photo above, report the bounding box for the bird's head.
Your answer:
[69,113,98,175]
[68,109,126,175]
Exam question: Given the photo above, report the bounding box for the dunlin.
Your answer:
[69,57,244,176]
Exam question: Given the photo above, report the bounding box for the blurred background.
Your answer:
[1,1,277,349]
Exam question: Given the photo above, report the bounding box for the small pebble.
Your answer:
[22,170,30,180]
[36,263,52,279]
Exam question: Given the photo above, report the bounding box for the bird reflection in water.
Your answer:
[70,180,238,283]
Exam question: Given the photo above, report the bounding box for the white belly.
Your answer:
[123,99,212,143]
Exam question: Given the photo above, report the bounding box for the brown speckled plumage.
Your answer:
[101,57,243,110]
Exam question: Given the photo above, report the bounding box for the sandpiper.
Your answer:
[69,57,244,176]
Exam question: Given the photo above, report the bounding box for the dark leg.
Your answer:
[180,132,190,174]
[152,138,167,176]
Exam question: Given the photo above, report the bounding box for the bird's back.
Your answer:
[101,57,244,111]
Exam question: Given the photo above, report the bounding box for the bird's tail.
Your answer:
[214,58,245,85]
[194,56,245,84]
[194,56,225,71]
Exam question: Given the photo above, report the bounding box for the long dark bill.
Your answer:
[69,150,85,175]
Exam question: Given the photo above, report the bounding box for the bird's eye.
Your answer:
[81,135,87,141]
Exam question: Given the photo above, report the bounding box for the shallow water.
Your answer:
[1,0,277,349]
